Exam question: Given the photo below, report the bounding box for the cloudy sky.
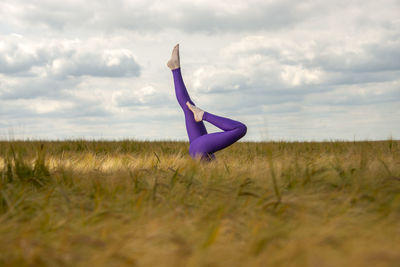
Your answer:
[1,0,399,141]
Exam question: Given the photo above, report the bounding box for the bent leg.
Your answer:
[172,68,208,143]
[189,112,247,159]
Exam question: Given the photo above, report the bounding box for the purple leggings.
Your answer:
[172,68,247,161]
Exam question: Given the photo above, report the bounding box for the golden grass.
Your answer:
[1,140,399,266]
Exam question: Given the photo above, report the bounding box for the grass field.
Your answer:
[1,140,399,266]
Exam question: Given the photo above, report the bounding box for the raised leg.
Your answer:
[189,112,247,159]
[172,67,208,143]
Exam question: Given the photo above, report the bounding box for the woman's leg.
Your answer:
[189,111,247,159]
[172,67,208,143]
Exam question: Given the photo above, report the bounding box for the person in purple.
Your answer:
[167,44,247,162]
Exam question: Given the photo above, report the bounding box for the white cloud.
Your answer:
[0,36,141,78]
[0,0,315,34]
[191,66,248,93]
[280,65,323,86]
[112,85,171,107]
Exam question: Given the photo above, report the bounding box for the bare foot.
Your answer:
[167,44,180,70]
[186,101,204,122]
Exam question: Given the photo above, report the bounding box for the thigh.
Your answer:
[189,130,242,157]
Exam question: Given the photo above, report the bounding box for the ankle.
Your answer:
[202,111,207,121]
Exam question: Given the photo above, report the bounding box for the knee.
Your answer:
[237,123,247,138]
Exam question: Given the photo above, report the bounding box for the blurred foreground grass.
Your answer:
[1,140,400,267]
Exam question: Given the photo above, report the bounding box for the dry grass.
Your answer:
[1,140,400,266]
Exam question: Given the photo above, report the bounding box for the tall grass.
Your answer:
[0,140,399,266]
